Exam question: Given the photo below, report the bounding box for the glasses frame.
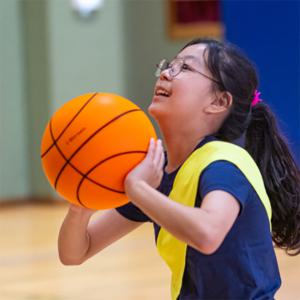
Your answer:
[155,58,221,85]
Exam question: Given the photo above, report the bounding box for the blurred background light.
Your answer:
[71,0,105,18]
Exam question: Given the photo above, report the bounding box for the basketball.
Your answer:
[40,93,157,210]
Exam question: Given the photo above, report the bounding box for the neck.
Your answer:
[154,115,218,173]
[161,129,207,174]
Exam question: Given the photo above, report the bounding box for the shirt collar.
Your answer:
[193,135,218,151]
[163,135,218,176]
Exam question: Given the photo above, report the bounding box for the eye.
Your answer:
[182,63,192,71]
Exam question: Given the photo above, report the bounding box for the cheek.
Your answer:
[174,76,210,96]
[174,85,213,118]
[173,82,204,107]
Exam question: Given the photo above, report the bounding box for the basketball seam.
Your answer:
[76,151,146,207]
[52,108,142,189]
[41,93,98,158]
[46,109,146,203]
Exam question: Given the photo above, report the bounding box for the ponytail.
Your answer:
[246,102,300,255]
[182,37,300,255]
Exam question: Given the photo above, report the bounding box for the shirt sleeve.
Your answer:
[115,202,151,222]
[198,160,253,212]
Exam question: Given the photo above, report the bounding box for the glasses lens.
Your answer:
[169,59,183,78]
[155,59,169,77]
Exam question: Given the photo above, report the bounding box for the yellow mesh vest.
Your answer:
[156,141,272,300]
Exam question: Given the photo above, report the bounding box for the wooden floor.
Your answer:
[0,203,299,300]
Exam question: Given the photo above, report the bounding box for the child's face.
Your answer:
[148,44,216,130]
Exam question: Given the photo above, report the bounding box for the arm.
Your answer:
[126,182,239,254]
[124,139,240,255]
[58,204,142,265]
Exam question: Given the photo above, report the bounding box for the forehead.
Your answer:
[176,44,207,64]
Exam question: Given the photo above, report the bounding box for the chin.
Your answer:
[147,101,155,115]
[148,103,171,130]
[148,102,162,120]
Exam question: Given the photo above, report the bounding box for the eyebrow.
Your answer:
[174,55,203,67]
[175,55,198,60]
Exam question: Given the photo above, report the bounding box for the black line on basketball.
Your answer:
[48,118,146,207]
[76,151,146,207]
[49,121,142,192]
[50,108,142,190]
[41,93,98,158]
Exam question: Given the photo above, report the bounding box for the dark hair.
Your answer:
[182,38,300,255]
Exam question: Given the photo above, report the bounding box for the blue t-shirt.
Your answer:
[116,136,281,299]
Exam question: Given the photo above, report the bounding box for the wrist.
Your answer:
[68,204,95,220]
[125,179,147,199]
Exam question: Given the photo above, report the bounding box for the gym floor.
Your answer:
[0,202,299,300]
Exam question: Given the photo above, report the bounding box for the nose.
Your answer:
[159,68,172,81]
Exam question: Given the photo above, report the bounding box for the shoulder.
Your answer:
[199,160,254,209]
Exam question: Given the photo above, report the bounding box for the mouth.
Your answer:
[154,86,171,98]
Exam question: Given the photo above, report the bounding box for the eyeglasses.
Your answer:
[155,58,220,84]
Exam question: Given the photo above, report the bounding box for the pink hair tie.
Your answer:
[251,90,262,107]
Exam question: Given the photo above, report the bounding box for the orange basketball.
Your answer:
[40,93,157,210]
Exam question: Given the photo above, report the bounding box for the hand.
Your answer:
[124,138,165,193]
[68,203,96,218]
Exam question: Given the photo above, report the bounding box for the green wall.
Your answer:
[23,0,51,197]
[23,0,128,198]
[47,0,126,109]
[123,0,185,110]
[0,0,29,199]
[0,0,187,200]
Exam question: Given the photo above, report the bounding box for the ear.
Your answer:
[205,91,233,114]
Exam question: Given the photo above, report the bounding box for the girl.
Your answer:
[58,38,300,299]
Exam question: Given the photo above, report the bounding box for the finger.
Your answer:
[158,149,165,170]
[146,137,155,160]
[153,139,163,165]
